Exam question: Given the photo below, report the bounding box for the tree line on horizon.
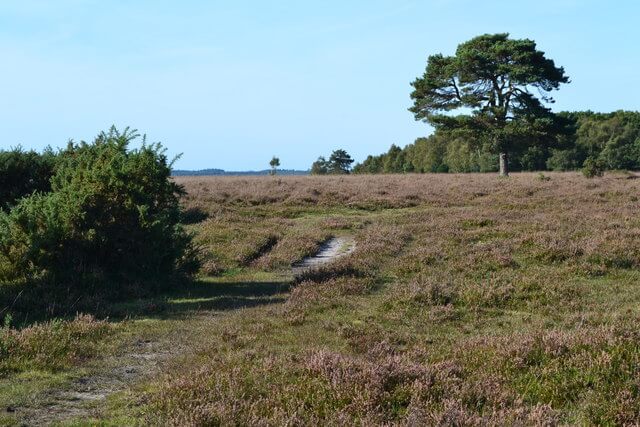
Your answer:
[353,110,640,175]
[352,33,639,176]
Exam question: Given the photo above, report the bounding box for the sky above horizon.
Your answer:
[1,0,638,170]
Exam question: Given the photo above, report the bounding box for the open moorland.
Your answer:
[3,172,640,425]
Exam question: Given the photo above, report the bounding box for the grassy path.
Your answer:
[6,234,357,426]
[4,272,291,425]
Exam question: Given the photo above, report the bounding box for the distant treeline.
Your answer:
[172,168,309,176]
[354,111,640,173]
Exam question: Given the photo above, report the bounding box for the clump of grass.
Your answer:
[407,275,458,306]
[294,262,366,285]
[199,257,225,276]
[319,216,367,230]
[0,314,112,377]
[237,234,279,265]
[180,206,209,224]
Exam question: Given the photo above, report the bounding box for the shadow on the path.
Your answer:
[0,277,292,326]
[93,277,292,322]
[162,279,290,314]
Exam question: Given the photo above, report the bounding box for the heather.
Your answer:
[3,172,640,425]
[136,172,640,425]
[0,314,112,377]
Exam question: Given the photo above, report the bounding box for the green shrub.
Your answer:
[518,146,549,171]
[582,157,605,178]
[546,148,583,171]
[0,146,57,210]
[0,127,198,295]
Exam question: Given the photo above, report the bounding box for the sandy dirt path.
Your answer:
[292,236,356,276]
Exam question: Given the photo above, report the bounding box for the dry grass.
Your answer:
[129,172,640,425]
[176,172,639,209]
[0,314,112,376]
[5,172,640,425]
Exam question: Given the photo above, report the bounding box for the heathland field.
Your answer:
[4,172,640,425]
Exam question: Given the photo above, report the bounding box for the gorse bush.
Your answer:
[0,127,198,295]
[0,146,57,210]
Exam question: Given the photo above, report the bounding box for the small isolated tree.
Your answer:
[410,33,570,176]
[328,149,354,174]
[310,156,329,175]
[582,157,605,178]
[269,156,280,176]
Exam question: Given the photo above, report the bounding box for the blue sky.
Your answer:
[1,0,638,170]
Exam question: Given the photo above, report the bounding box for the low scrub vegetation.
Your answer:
[127,172,640,425]
[0,314,112,377]
[0,127,198,320]
[4,173,640,425]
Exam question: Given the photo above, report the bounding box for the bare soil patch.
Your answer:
[292,236,356,276]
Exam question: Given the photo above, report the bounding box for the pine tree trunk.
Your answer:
[499,152,509,176]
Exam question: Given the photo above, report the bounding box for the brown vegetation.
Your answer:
[5,172,639,425]
[140,172,640,425]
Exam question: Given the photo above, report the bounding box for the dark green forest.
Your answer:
[354,111,640,174]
